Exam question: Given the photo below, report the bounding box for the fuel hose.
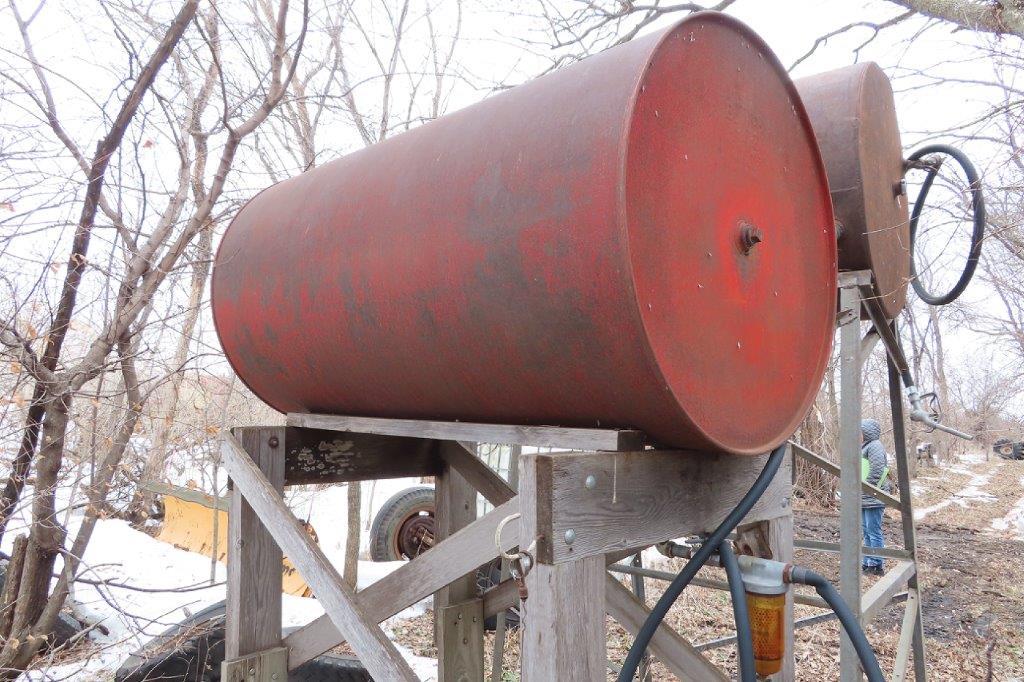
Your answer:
[906,143,985,306]
[788,566,885,682]
[719,542,756,682]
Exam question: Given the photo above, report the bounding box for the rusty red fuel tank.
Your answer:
[796,63,910,319]
[212,13,837,455]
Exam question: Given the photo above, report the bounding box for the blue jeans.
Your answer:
[862,506,884,568]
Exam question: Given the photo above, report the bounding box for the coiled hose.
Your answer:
[906,143,986,306]
[615,442,787,682]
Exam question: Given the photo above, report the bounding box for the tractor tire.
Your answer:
[994,438,1015,460]
[115,600,370,681]
[369,486,436,562]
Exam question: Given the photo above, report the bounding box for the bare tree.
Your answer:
[884,0,1024,37]
[243,0,466,589]
[0,0,309,672]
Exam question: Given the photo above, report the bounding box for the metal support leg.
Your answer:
[888,351,928,681]
[839,282,864,682]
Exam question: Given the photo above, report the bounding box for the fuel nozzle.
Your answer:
[737,556,789,677]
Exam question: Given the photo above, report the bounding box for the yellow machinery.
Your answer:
[149,482,313,597]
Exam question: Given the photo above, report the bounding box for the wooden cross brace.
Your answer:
[224,430,792,681]
[221,432,421,681]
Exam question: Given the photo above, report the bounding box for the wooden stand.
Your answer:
[216,269,929,681]
[219,416,794,681]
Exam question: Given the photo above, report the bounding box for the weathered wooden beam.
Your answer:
[861,560,916,623]
[481,574,519,619]
[143,480,228,511]
[520,448,606,680]
[439,442,516,505]
[220,434,419,681]
[283,426,439,485]
[765,514,795,681]
[435,445,485,681]
[284,497,520,669]
[523,448,791,564]
[606,575,728,682]
[226,427,284,661]
[521,557,606,680]
[438,600,484,681]
[287,412,646,451]
[222,647,287,682]
[480,555,730,680]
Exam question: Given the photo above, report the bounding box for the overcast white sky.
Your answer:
[1,0,1018,414]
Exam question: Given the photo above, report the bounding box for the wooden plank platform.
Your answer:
[287,412,646,451]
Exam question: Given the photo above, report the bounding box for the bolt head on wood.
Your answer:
[564,529,576,545]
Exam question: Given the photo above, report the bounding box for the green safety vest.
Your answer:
[862,456,890,488]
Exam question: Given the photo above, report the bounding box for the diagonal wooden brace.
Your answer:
[283,494,521,668]
[221,434,419,681]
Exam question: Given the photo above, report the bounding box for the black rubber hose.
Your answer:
[789,566,885,682]
[906,144,985,306]
[719,542,756,682]
[616,442,787,682]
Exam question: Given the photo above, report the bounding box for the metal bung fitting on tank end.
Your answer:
[739,221,763,254]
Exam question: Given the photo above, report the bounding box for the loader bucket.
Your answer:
[151,483,313,597]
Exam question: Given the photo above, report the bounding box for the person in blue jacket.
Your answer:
[861,418,891,576]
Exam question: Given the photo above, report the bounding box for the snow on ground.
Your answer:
[991,475,1024,540]
[914,462,1001,521]
[9,469,437,681]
